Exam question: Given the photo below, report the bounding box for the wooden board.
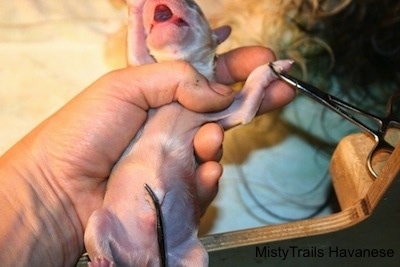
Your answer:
[204,133,400,266]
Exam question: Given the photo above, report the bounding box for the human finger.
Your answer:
[215,46,296,113]
[102,60,235,113]
[215,46,276,84]
[193,123,224,163]
[195,161,222,215]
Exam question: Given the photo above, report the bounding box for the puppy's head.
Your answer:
[143,0,230,79]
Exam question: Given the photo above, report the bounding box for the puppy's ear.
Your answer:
[213,25,232,44]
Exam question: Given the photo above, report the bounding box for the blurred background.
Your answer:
[1,0,398,235]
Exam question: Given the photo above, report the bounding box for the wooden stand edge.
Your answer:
[201,133,400,251]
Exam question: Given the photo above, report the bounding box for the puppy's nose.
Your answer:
[154,5,173,22]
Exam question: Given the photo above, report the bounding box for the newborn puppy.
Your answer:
[84,0,292,266]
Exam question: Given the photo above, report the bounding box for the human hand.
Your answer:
[195,46,296,211]
[0,46,294,266]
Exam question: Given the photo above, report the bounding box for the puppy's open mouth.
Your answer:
[154,4,189,27]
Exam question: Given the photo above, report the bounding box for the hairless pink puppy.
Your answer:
[84,0,292,266]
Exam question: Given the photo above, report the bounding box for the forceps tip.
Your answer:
[268,61,284,77]
[269,61,300,89]
[268,60,295,75]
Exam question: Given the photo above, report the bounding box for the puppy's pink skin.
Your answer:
[85,1,293,266]
[84,59,292,267]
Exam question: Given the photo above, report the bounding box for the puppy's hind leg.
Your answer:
[88,257,115,267]
[219,59,294,128]
[85,209,138,267]
[85,209,117,266]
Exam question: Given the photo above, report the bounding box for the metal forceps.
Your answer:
[269,63,400,179]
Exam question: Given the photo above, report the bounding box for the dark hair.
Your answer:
[292,0,400,109]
